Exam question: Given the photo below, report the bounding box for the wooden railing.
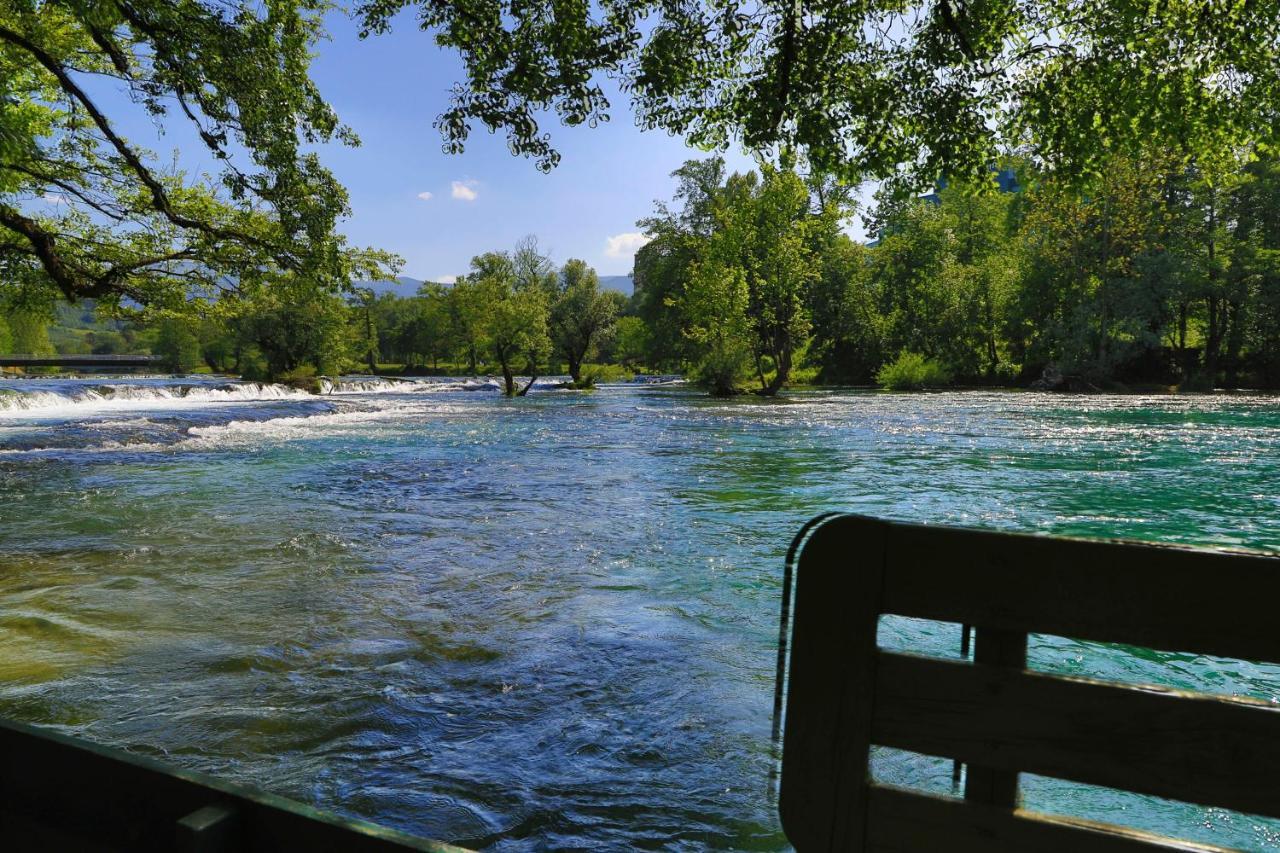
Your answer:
[0,716,466,852]
[777,514,1280,852]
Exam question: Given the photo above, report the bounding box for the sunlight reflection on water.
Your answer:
[3,379,1280,848]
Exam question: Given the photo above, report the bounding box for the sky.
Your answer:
[87,10,867,283]
[289,11,759,283]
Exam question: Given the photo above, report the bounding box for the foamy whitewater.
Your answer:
[0,375,532,454]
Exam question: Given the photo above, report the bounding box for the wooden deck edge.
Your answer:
[0,716,469,852]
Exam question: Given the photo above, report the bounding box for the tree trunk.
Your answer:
[1205,294,1221,379]
[761,345,792,396]
[364,304,378,374]
[1225,299,1244,386]
[567,351,582,383]
[517,373,537,396]
[1203,192,1220,384]
[498,353,515,396]
[1178,302,1188,372]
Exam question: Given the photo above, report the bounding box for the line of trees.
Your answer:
[629,149,1280,393]
[11,147,1280,397]
[9,1,1280,385]
[357,239,627,394]
[0,238,629,394]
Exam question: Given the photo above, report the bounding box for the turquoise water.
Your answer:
[2,376,1279,849]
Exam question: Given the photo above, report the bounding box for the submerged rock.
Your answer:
[1030,364,1065,391]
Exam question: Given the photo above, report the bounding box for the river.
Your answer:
[2,375,1279,849]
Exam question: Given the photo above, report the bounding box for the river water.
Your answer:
[2,375,1279,850]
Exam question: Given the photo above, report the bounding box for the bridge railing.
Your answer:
[0,353,162,368]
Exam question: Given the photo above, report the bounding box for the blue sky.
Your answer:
[304,11,762,282]
[88,10,867,283]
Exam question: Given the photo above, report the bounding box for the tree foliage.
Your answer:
[633,148,1280,392]
[358,0,1280,190]
[550,258,619,383]
[635,157,838,395]
[0,0,394,309]
[457,248,552,395]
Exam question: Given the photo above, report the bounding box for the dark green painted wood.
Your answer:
[777,514,1280,852]
[0,717,467,852]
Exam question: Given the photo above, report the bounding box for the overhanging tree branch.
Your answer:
[0,22,283,259]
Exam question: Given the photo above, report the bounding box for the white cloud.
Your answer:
[451,180,478,201]
[436,275,457,285]
[604,232,651,259]
[42,192,69,205]
[416,191,433,201]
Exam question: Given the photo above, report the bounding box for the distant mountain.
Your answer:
[360,274,633,298]
[599,275,633,296]
[360,276,427,298]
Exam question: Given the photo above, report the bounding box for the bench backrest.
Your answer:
[778,514,1280,852]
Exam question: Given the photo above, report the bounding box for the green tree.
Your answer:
[352,288,380,374]
[154,317,203,373]
[1012,152,1182,382]
[679,246,754,396]
[7,307,53,355]
[636,157,841,394]
[231,281,353,379]
[197,319,237,373]
[550,259,618,383]
[633,159,727,370]
[361,0,1280,191]
[1,1,394,309]
[446,276,487,374]
[740,163,830,394]
[1230,155,1280,386]
[402,283,454,369]
[460,251,552,395]
[808,237,882,383]
[607,316,649,369]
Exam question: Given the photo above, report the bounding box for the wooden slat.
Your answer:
[962,628,1027,808]
[779,517,887,850]
[875,517,1280,663]
[864,784,1229,853]
[871,651,1280,820]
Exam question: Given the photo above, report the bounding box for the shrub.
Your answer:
[787,364,821,386]
[877,351,953,390]
[579,363,633,383]
[154,318,203,373]
[277,364,321,392]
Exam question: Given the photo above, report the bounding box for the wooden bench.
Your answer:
[777,514,1280,852]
